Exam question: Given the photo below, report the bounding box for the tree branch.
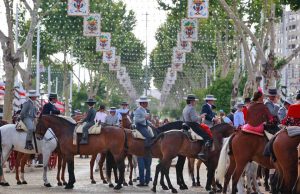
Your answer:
[20,0,33,13]
[279,46,300,71]
[0,30,8,44]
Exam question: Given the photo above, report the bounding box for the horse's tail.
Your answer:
[215,136,231,184]
[187,158,194,178]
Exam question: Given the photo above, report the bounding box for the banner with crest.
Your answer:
[181,18,198,42]
[171,63,183,72]
[83,14,101,36]
[103,47,116,64]
[172,48,186,64]
[167,68,177,81]
[187,0,209,18]
[177,33,192,52]
[68,0,89,16]
[109,56,121,71]
[96,33,111,51]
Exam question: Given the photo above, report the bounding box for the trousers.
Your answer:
[137,156,152,184]
[23,117,36,142]
[82,122,95,134]
[186,122,213,142]
[136,123,153,148]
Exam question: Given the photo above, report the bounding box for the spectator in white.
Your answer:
[95,105,107,123]
[219,110,233,125]
[234,102,245,129]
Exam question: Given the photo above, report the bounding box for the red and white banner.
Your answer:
[187,0,209,18]
[68,0,90,16]
[181,18,198,42]
[83,14,101,37]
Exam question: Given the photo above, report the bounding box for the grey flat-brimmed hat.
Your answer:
[204,94,217,101]
[27,90,40,97]
[136,96,151,103]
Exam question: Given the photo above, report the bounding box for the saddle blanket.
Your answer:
[16,121,28,131]
[286,126,300,137]
[241,123,264,136]
[76,122,102,134]
[189,129,203,141]
[132,127,154,140]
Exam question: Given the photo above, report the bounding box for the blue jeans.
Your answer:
[136,123,152,148]
[137,156,152,184]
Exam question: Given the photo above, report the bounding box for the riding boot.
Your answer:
[24,141,34,150]
[79,132,88,145]
[197,140,212,161]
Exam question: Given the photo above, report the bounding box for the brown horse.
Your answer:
[188,158,203,187]
[294,143,300,194]
[271,129,300,194]
[221,130,276,194]
[36,115,126,190]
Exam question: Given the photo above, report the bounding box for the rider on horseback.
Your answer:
[182,94,213,161]
[265,88,280,124]
[41,93,60,115]
[79,98,97,145]
[282,91,300,126]
[116,102,129,122]
[105,107,119,126]
[20,90,39,150]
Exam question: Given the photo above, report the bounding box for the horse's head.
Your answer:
[121,112,132,129]
[211,123,235,138]
[36,115,50,136]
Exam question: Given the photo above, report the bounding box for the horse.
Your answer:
[270,129,300,194]
[188,158,203,187]
[295,143,300,194]
[35,115,127,190]
[0,124,57,187]
[217,129,277,194]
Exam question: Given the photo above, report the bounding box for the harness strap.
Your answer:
[33,132,39,154]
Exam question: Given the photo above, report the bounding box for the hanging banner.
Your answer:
[171,63,183,72]
[68,0,90,16]
[109,56,121,71]
[187,0,209,18]
[83,14,101,36]
[172,48,186,64]
[103,47,116,64]
[96,32,111,52]
[177,33,192,53]
[181,18,198,42]
[167,68,177,81]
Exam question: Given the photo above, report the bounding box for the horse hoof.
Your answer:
[17,181,22,185]
[91,180,96,184]
[151,187,156,193]
[64,183,74,189]
[44,183,52,187]
[183,184,188,190]
[109,183,114,188]
[103,180,108,184]
[0,182,10,186]
[123,182,128,186]
[171,188,178,193]
[22,181,27,184]
[197,182,201,187]
[161,185,169,190]
[129,181,133,186]
[57,182,63,186]
[208,191,215,194]
[63,182,67,186]
[192,182,196,187]
[114,184,122,190]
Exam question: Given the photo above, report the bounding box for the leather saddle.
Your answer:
[182,123,203,141]
[76,122,102,134]
[16,121,28,132]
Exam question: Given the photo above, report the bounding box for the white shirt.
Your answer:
[94,112,107,123]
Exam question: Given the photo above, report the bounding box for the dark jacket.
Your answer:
[201,103,214,122]
[82,107,96,124]
[42,102,60,115]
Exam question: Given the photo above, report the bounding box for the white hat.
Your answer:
[235,102,244,108]
[203,95,217,101]
[284,98,294,105]
[27,90,40,97]
[136,96,151,103]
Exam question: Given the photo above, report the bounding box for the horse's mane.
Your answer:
[44,115,77,126]
[156,121,183,133]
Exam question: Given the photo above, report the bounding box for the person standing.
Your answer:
[41,93,60,115]
[79,99,97,145]
[227,107,237,124]
[183,94,212,161]
[234,102,245,129]
[278,99,293,122]
[20,90,39,150]
[134,96,153,187]
[265,88,280,123]
[117,101,129,121]
[105,107,119,126]
[95,105,107,123]
[201,95,219,127]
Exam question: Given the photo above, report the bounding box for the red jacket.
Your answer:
[281,103,300,125]
[242,106,248,121]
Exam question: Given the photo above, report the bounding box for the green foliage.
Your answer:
[274,57,287,70]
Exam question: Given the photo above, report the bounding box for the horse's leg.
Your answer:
[206,161,217,192]
[114,158,125,190]
[90,154,96,184]
[196,159,202,187]
[127,154,133,185]
[251,163,263,194]
[188,158,196,187]
[231,160,248,194]
[61,158,67,185]
[15,152,21,185]
[56,153,63,186]
[159,170,169,190]
[151,162,162,193]
[161,160,177,193]
[176,156,188,190]
[99,153,107,184]
[64,155,76,189]
[132,155,138,182]
[0,147,11,186]
[42,150,52,187]
[263,168,270,191]
[223,155,236,193]
[106,152,114,187]
[20,154,29,184]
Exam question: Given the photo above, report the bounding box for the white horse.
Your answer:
[0,124,57,187]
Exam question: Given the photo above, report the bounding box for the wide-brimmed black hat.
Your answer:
[121,101,129,105]
[49,93,58,99]
[267,88,278,96]
[85,98,96,104]
[184,94,199,101]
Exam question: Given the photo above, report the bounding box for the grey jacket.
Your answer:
[278,106,287,122]
[20,99,38,120]
[134,107,148,126]
[182,104,200,123]
[105,114,119,126]
[82,107,96,125]
[265,100,280,117]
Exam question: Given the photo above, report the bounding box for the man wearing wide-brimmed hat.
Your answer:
[201,94,218,127]
[117,101,129,121]
[79,98,97,145]
[265,88,280,122]
[182,94,212,161]
[41,93,60,115]
[20,90,39,150]
[233,102,245,129]
[105,107,119,126]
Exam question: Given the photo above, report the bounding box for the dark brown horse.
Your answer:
[188,158,203,187]
[271,129,300,194]
[222,130,276,194]
[36,115,126,190]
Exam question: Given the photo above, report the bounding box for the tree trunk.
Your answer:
[63,45,70,116]
[231,41,241,107]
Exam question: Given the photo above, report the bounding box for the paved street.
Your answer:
[2,157,210,194]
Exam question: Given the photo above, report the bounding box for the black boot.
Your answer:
[25,141,34,150]
[79,132,88,145]
[197,140,212,161]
